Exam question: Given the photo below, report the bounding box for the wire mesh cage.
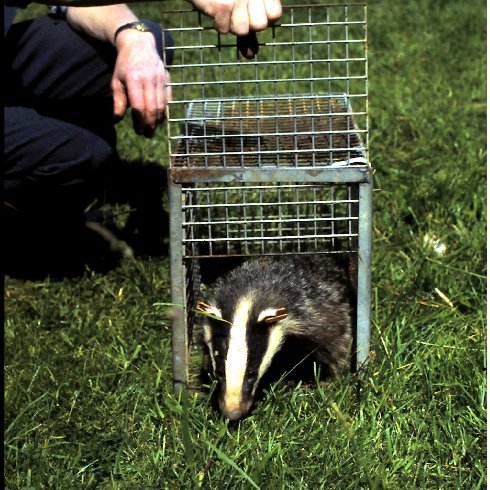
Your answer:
[163,2,372,392]
[165,2,368,170]
[181,182,359,257]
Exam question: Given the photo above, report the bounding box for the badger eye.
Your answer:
[246,369,257,379]
[214,367,225,379]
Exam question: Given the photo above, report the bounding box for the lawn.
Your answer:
[4,0,486,488]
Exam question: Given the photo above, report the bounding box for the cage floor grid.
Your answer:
[173,96,367,168]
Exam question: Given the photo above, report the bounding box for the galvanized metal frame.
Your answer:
[163,3,372,394]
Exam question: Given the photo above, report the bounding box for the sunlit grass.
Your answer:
[4,1,486,488]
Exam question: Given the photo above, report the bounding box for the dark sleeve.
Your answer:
[4,0,30,6]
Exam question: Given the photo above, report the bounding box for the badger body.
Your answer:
[198,254,354,421]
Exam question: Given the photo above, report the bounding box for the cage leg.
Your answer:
[356,178,373,370]
[168,175,188,394]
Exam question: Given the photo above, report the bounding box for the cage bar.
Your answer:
[163,3,372,393]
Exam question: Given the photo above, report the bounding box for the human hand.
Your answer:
[188,0,282,36]
[112,29,172,138]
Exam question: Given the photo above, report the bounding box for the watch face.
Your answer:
[134,23,151,32]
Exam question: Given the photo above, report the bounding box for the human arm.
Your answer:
[66,4,171,137]
[43,0,283,36]
[51,0,282,134]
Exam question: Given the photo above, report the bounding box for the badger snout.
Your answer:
[224,409,245,421]
[219,398,253,421]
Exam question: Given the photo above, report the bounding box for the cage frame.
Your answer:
[163,2,372,394]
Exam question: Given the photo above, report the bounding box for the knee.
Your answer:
[5,127,115,207]
[35,130,114,187]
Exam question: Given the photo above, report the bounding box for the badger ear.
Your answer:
[259,307,288,324]
[197,301,231,325]
[196,301,222,320]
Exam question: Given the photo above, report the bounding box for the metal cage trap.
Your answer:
[163,2,372,393]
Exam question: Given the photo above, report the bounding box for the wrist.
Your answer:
[114,21,153,44]
[114,26,156,52]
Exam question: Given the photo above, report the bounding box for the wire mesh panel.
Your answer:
[164,3,372,391]
[181,182,359,257]
[172,97,365,167]
[163,2,368,170]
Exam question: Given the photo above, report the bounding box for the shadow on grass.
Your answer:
[4,159,170,280]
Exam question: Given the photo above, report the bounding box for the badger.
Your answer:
[197,254,354,421]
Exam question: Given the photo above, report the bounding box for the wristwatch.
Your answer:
[114,22,152,43]
[49,5,68,18]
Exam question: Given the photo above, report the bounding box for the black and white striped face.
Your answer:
[200,297,288,421]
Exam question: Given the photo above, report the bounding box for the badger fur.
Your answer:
[197,254,354,421]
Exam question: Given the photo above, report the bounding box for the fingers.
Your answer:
[137,84,160,138]
[263,0,282,22]
[229,0,249,36]
[113,60,171,138]
[112,78,129,123]
[246,0,268,32]
[193,0,282,35]
[211,0,235,34]
[231,0,281,34]
[139,70,172,137]
[229,0,268,35]
[113,75,169,138]
[164,69,173,111]
[127,71,168,138]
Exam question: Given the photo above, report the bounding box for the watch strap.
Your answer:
[114,22,152,43]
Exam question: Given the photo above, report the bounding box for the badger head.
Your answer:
[197,298,289,421]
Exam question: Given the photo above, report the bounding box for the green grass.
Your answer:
[4,0,486,488]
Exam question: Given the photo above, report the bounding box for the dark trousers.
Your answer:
[4,14,171,217]
[3,14,173,276]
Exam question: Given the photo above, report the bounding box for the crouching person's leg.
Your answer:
[4,106,132,278]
